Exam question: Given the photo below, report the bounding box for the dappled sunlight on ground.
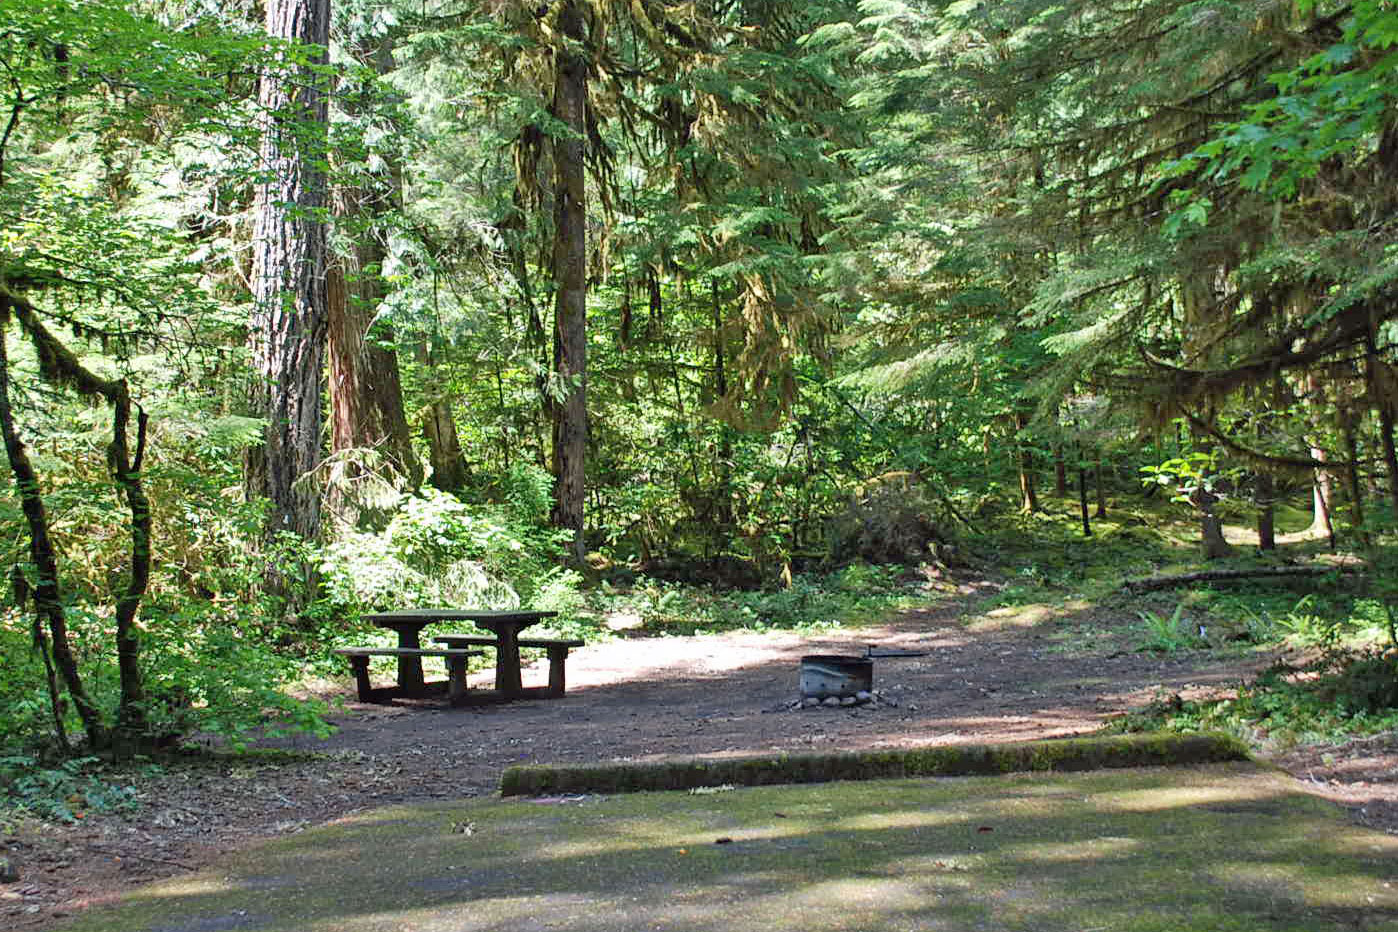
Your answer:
[49,765,1398,932]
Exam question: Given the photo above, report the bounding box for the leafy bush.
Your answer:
[1318,649,1398,716]
[318,486,574,615]
[138,609,334,749]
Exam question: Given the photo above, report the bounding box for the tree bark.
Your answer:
[1309,442,1336,545]
[1193,483,1234,560]
[1077,457,1091,537]
[2,293,155,750]
[107,386,150,747]
[712,279,734,528]
[1365,328,1398,521]
[549,0,588,564]
[1093,453,1107,519]
[1342,420,1369,548]
[1255,470,1276,550]
[422,398,468,493]
[1015,411,1038,513]
[246,0,331,550]
[326,34,421,526]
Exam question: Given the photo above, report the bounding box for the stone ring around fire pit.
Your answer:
[798,653,874,706]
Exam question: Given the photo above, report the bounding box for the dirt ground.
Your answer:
[5,580,1397,930]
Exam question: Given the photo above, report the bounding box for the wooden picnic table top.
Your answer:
[364,609,558,627]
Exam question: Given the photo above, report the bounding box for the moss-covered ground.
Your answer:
[53,762,1398,932]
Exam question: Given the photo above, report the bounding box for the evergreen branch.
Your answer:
[1181,409,1350,472]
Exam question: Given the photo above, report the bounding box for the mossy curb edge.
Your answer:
[499,731,1250,796]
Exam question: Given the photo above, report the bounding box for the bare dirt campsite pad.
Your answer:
[46,763,1398,932]
[7,586,1398,927]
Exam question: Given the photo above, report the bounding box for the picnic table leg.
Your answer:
[347,655,374,702]
[446,654,468,705]
[545,645,569,698]
[494,626,523,695]
[396,628,426,692]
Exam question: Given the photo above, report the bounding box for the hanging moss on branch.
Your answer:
[0,287,152,752]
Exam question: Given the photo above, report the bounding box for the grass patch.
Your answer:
[499,733,1250,796]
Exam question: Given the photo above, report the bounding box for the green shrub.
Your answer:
[139,609,334,750]
[318,486,570,615]
[1317,649,1398,716]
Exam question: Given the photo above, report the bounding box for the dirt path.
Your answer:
[5,585,1396,929]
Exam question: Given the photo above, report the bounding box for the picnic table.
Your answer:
[344,609,580,704]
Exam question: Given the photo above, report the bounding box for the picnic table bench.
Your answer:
[332,646,485,705]
[433,634,585,699]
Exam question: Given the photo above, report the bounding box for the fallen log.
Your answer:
[1123,564,1365,594]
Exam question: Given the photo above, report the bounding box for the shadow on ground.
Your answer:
[53,762,1398,932]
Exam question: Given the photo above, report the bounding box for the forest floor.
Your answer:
[6,577,1398,930]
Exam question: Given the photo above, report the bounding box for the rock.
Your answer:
[802,697,820,708]
[0,856,17,883]
[840,696,857,706]
[855,690,872,702]
[604,611,644,632]
[821,697,840,708]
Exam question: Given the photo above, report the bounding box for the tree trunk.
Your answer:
[549,0,588,564]
[1342,421,1369,548]
[1077,457,1091,537]
[1053,444,1068,497]
[712,280,734,528]
[326,34,421,527]
[246,0,331,553]
[0,324,107,748]
[422,398,468,493]
[1365,329,1398,521]
[1309,442,1336,544]
[1256,470,1276,551]
[1015,411,1038,513]
[108,386,150,748]
[327,263,420,512]
[1093,453,1107,519]
[1194,484,1234,560]
[1125,563,1364,594]
[1379,395,1398,523]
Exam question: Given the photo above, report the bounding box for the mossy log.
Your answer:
[1123,564,1364,593]
[499,732,1250,796]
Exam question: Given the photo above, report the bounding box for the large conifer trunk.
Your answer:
[327,35,421,520]
[550,0,588,562]
[246,0,331,545]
